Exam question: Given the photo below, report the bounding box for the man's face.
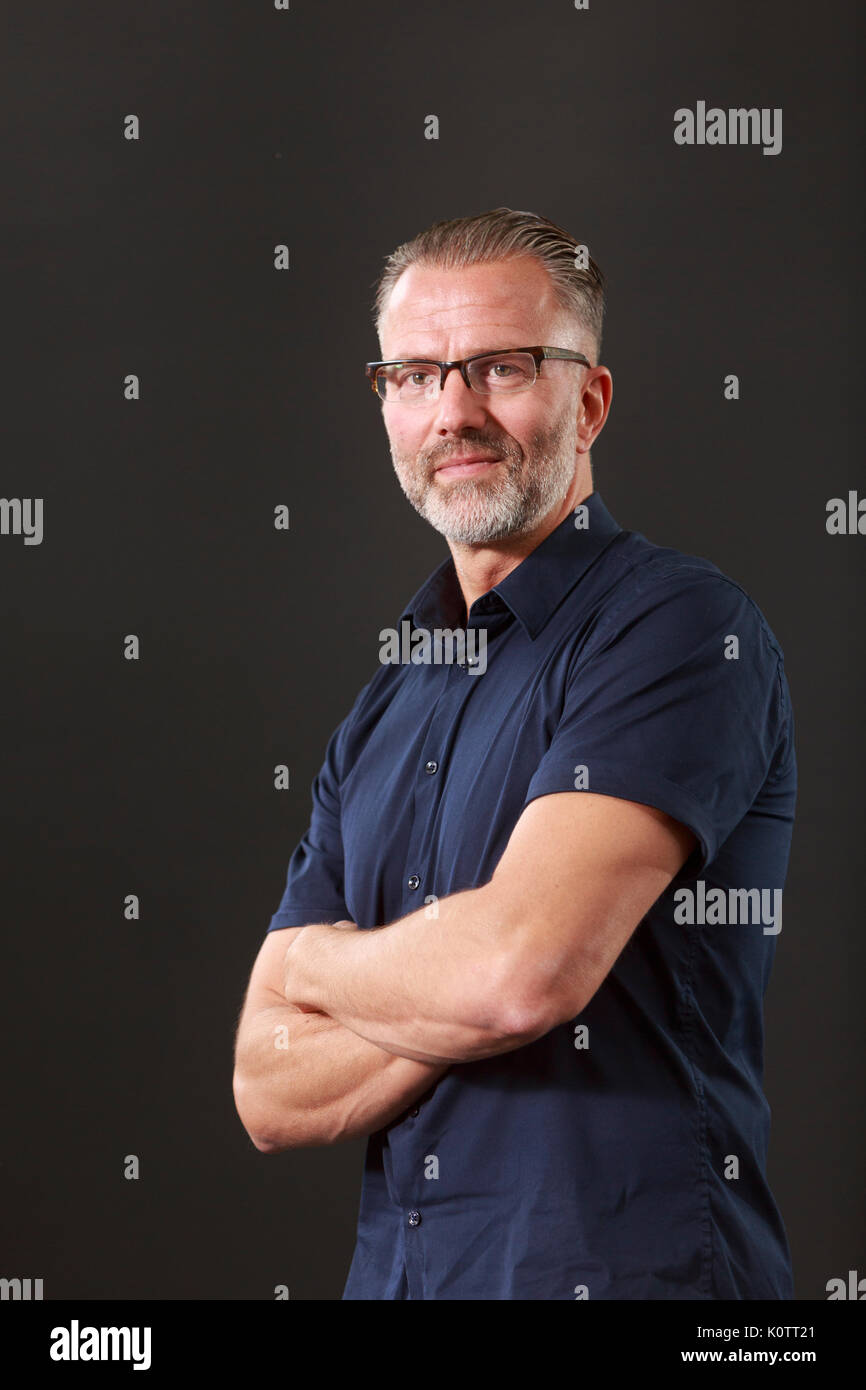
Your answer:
[377,256,589,545]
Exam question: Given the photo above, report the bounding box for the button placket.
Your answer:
[402,650,479,909]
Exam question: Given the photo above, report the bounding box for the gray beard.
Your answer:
[390,404,579,545]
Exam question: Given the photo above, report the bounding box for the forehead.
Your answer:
[379,256,563,357]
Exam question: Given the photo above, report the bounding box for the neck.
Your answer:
[449,471,593,619]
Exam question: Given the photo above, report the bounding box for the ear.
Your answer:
[576,367,612,452]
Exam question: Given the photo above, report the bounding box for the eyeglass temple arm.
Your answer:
[539,348,592,367]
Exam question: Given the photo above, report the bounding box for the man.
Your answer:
[233,208,797,1300]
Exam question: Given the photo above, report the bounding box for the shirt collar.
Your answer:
[399,490,623,640]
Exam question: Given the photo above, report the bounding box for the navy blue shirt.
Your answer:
[267,491,797,1300]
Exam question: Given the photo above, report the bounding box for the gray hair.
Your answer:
[373,207,605,360]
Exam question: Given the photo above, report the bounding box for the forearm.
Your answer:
[233,1003,448,1152]
[285,887,538,1064]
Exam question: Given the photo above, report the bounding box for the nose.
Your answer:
[431,364,489,434]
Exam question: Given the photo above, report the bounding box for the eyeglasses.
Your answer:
[365,346,592,405]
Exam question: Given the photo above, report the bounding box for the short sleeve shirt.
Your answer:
[267,490,797,1300]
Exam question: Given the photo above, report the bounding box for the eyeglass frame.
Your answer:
[364,345,593,401]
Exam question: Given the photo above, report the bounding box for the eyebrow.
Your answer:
[383,345,520,361]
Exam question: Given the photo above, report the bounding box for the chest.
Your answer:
[338,631,574,925]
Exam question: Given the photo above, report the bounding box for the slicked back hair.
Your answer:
[373,207,605,361]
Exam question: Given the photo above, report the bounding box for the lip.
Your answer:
[434,455,502,478]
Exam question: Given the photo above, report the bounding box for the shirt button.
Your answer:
[409,1105,420,1117]
[407,1210,422,1228]
[407,875,420,890]
[424,760,438,775]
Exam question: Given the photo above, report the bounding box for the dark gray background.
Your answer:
[1,1,862,1299]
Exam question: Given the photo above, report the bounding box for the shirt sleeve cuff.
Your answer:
[267,905,350,931]
[522,759,716,876]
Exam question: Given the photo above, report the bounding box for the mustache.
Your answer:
[423,435,523,470]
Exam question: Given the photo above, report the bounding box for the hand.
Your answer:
[281,920,358,1013]
[275,928,304,1013]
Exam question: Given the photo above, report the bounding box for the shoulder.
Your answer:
[580,531,786,667]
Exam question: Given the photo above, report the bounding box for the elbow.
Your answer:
[249,1132,284,1155]
[488,961,572,1047]
[243,1109,287,1154]
[232,1069,291,1154]
[232,1069,344,1153]
[493,995,556,1047]
[246,1125,318,1155]
[473,991,545,1053]
[232,1070,269,1151]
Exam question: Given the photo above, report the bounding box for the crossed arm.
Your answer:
[231,936,450,1153]
[232,791,696,1152]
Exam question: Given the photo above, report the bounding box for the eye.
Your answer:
[392,366,436,390]
[471,354,535,390]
